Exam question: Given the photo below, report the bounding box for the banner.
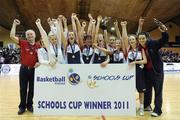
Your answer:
[34,64,136,116]
[164,63,180,73]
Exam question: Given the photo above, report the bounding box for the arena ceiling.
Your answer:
[0,0,180,38]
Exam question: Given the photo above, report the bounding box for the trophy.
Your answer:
[153,18,168,31]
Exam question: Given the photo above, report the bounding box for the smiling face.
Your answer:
[138,34,147,46]
[84,35,92,46]
[68,32,75,45]
[116,39,122,49]
[25,30,36,44]
[49,35,57,45]
[129,35,137,47]
[109,36,116,47]
[98,34,105,47]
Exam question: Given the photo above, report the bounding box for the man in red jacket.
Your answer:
[10,19,40,115]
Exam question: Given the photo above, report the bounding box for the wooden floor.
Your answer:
[0,73,180,120]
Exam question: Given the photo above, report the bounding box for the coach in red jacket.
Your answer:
[10,19,40,115]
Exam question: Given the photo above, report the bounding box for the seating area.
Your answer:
[0,47,20,64]
[160,47,180,63]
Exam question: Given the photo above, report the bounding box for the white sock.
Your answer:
[140,104,144,109]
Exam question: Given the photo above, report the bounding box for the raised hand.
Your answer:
[63,16,67,23]
[47,18,53,26]
[82,21,86,27]
[97,15,102,21]
[88,13,93,20]
[52,18,57,23]
[14,19,21,25]
[158,25,168,32]
[35,18,41,24]
[92,19,96,24]
[58,15,64,20]
[139,17,144,25]
[114,20,118,26]
[71,13,77,19]
[154,18,168,32]
[121,21,127,26]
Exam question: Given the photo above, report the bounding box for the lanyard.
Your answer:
[70,44,75,54]
[131,48,138,61]
[53,44,58,57]
[86,46,90,56]
[114,51,120,61]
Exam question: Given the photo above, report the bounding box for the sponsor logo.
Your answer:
[1,65,11,74]
[87,74,134,89]
[36,76,65,85]
[87,75,98,89]
[68,68,80,85]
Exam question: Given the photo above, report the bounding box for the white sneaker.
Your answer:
[144,106,152,111]
[139,108,144,116]
[151,112,159,117]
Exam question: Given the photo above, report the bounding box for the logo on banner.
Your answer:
[1,65,11,74]
[68,68,80,85]
[87,75,98,89]
[87,74,134,89]
[36,76,66,85]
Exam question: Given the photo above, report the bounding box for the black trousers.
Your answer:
[18,65,35,109]
[144,69,164,115]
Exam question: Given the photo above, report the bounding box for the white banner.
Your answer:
[34,64,136,116]
[164,63,180,72]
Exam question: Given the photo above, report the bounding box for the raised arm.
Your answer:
[91,19,96,41]
[154,25,169,49]
[147,20,168,50]
[94,15,102,44]
[74,15,82,33]
[114,21,122,40]
[87,13,93,35]
[36,18,50,52]
[62,16,68,33]
[121,21,129,51]
[36,18,56,66]
[136,17,144,35]
[78,21,86,49]
[71,13,79,44]
[114,21,126,54]
[10,19,20,44]
[104,29,108,48]
[52,19,62,48]
[58,15,67,48]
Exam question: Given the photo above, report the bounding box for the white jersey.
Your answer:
[37,47,49,65]
[49,44,65,64]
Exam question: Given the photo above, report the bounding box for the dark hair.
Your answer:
[84,34,92,41]
[137,32,150,38]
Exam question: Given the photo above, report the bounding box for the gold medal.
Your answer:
[72,55,75,58]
